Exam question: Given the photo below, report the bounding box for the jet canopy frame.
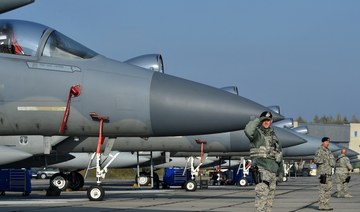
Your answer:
[0,19,97,59]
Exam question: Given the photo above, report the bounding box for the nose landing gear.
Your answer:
[85,113,118,201]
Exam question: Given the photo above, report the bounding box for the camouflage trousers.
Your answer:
[254,167,277,212]
[319,175,332,208]
[336,173,349,196]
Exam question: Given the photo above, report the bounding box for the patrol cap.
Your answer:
[259,111,272,121]
[321,137,330,142]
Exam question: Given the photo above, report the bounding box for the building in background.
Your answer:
[349,123,360,160]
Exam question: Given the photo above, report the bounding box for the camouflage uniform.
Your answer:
[314,145,335,210]
[245,118,284,212]
[335,154,353,198]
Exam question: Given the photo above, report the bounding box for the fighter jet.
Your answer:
[0,1,284,200]
[0,119,304,166]
[0,123,305,167]
[282,131,346,160]
[0,19,282,139]
[0,123,305,191]
[52,126,306,154]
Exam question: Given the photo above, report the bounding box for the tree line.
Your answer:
[295,114,360,124]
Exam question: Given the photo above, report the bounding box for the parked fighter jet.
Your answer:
[53,126,306,154]
[221,127,357,161]
[0,19,281,138]
[0,123,304,190]
[0,1,284,200]
[282,131,347,160]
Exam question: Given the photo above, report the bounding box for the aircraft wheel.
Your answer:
[238,177,248,187]
[136,172,150,186]
[50,173,69,191]
[68,172,84,191]
[184,180,197,192]
[87,185,105,201]
[283,176,288,182]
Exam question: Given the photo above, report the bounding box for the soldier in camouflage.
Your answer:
[335,148,353,198]
[314,137,335,211]
[245,111,284,212]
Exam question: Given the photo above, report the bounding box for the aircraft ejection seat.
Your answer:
[0,23,24,54]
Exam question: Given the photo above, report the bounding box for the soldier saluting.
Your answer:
[335,148,353,198]
[314,137,335,211]
[245,111,284,212]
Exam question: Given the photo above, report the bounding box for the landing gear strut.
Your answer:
[183,139,207,192]
[85,113,118,201]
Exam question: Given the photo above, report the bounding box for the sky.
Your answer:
[2,0,360,122]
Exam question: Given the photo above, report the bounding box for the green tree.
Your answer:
[319,115,330,124]
[308,114,360,124]
[313,115,320,123]
[296,116,307,123]
[335,113,342,124]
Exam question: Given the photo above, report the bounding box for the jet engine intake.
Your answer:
[125,54,164,73]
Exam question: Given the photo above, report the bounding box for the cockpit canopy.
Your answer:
[0,19,97,59]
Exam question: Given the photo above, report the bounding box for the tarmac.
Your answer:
[0,174,359,212]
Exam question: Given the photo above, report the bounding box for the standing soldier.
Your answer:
[314,137,335,211]
[335,148,353,198]
[245,111,284,212]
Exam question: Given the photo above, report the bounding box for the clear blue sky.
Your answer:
[2,0,360,122]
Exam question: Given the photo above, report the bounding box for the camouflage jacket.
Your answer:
[244,118,284,176]
[335,154,353,174]
[314,146,335,175]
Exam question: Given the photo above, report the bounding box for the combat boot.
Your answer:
[318,203,325,210]
[319,203,333,211]
[336,192,344,198]
[344,194,352,198]
[323,204,333,211]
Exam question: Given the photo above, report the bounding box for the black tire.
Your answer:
[184,180,197,192]
[50,173,69,191]
[87,185,105,201]
[46,185,61,196]
[68,172,84,191]
[153,172,160,189]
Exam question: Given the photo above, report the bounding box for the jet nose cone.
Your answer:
[149,72,284,136]
[273,127,307,148]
